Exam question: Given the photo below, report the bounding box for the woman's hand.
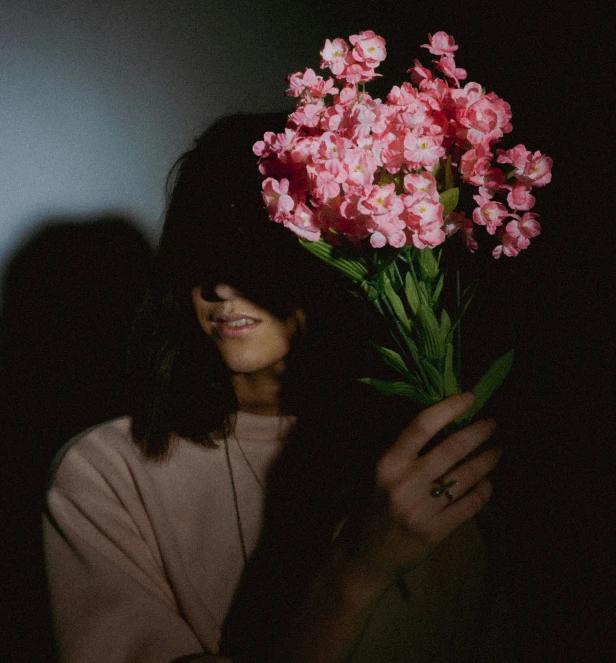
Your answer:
[283,393,501,663]
[344,392,501,586]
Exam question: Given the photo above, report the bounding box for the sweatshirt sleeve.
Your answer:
[43,437,226,663]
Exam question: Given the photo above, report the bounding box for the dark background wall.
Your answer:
[1,1,613,661]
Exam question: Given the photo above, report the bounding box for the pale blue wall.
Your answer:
[0,0,329,281]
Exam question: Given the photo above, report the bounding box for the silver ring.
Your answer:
[430,478,457,504]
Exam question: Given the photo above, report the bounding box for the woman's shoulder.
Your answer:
[46,416,140,494]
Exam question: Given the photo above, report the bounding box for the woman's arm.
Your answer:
[43,423,227,663]
[279,392,500,663]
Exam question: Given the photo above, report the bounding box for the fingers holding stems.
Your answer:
[359,393,501,581]
[377,392,476,482]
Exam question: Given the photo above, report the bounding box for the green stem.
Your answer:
[456,269,462,389]
[379,292,430,399]
[393,259,405,290]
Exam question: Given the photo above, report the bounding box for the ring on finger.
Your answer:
[430,478,457,504]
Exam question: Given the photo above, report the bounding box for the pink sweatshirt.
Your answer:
[44,412,489,662]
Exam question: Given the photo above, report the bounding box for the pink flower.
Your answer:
[387,82,419,107]
[421,31,459,56]
[403,172,438,199]
[320,38,349,76]
[411,222,447,249]
[357,183,403,217]
[506,182,536,211]
[444,211,478,252]
[341,148,377,187]
[493,214,540,257]
[515,151,553,187]
[460,146,492,183]
[397,100,430,131]
[449,81,484,110]
[289,135,319,165]
[288,100,325,128]
[285,202,321,241]
[459,96,511,147]
[418,78,450,107]
[402,196,447,249]
[348,100,379,142]
[338,62,381,85]
[306,161,343,202]
[497,144,532,169]
[472,196,509,235]
[253,132,278,158]
[319,105,347,133]
[506,212,541,248]
[349,31,386,68]
[316,132,352,162]
[338,56,380,85]
[492,231,520,258]
[408,58,433,86]
[367,212,406,248]
[335,85,359,107]
[286,69,313,97]
[434,55,467,86]
[380,133,406,173]
[286,69,338,99]
[262,178,295,221]
[402,195,444,228]
[403,132,445,170]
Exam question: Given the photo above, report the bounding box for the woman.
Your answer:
[44,114,504,663]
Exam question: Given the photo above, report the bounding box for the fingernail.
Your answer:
[461,392,475,406]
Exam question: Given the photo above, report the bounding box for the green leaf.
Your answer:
[444,343,459,396]
[400,333,421,361]
[383,279,410,331]
[457,349,515,424]
[432,273,444,305]
[418,248,439,280]
[378,170,404,193]
[404,272,420,314]
[439,187,459,217]
[418,281,431,307]
[447,280,478,344]
[421,360,444,400]
[417,303,442,360]
[299,238,367,282]
[461,280,478,308]
[371,344,410,378]
[358,378,433,405]
[439,309,451,344]
[361,282,380,301]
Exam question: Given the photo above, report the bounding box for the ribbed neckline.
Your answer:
[230,410,296,443]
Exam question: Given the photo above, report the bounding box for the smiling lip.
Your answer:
[213,313,261,338]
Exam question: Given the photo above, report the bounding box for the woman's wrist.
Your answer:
[328,537,394,607]
[279,541,393,663]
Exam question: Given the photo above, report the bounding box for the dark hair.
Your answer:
[128,114,393,458]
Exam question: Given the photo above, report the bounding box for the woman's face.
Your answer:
[191,283,304,377]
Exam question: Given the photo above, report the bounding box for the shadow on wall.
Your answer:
[0,215,154,663]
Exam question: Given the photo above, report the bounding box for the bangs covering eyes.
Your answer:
[195,218,320,320]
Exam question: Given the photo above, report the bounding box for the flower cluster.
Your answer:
[254,31,552,258]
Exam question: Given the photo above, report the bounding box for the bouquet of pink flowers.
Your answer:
[254,31,552,423]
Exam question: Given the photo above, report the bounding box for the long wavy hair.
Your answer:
[128,113,399,458]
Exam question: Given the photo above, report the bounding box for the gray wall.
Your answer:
[0,0,330,278]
